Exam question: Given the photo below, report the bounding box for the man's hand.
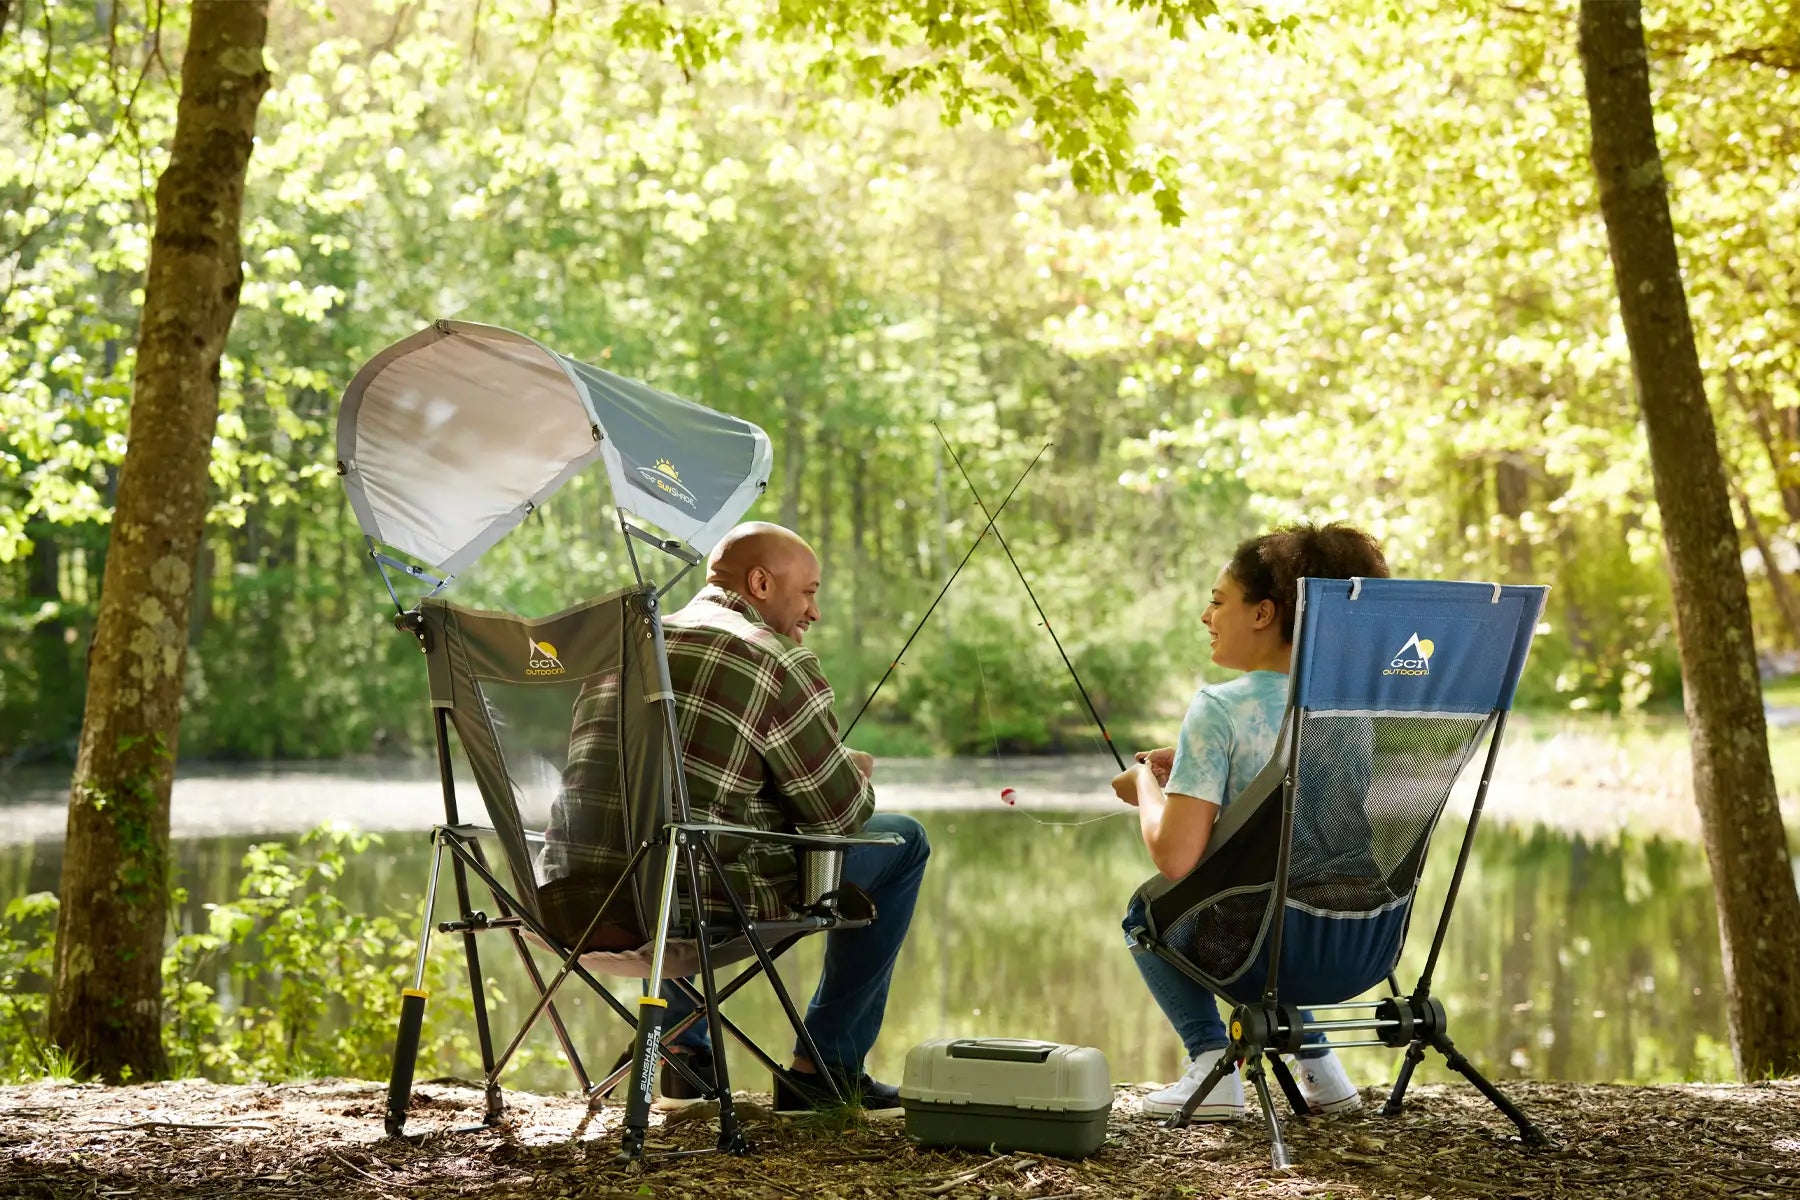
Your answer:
[1135,747,1174,787]
[847,749,875,780]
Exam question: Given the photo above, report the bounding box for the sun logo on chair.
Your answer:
[635,455,699,507]
[526,636,566,676]
[1384,632,1435,677]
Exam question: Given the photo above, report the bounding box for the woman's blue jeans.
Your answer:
[662,813,930,1073]
[1124,894,1327,1059]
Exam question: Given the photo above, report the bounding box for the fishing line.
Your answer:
[933,423,1129,774]
[972,630,1125,828]
[842,442,1051,740]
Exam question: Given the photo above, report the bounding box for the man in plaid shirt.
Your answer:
[648,522,929,1113]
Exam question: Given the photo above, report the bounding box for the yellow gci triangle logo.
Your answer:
[1384,632,1435,677]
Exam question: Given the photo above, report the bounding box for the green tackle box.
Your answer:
[898,1038,1112,1159]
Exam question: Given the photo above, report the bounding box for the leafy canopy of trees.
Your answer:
[3,0,1799,767]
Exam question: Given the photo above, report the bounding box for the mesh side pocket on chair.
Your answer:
[1159,886,1276,987]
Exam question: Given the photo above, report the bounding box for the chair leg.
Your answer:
[384,989,428,1138]
[1265,1050,1309,1118]
[447,855,503,1126]
[618,996,668,1163]
[620,839,686,1164]
[1431,1032,1550,1147]
[679,841,751,1155]
[693,836,845,1106]
[1382,1039,1426,1116]
[1244,1055,1291,1169]
[1165,1043,1242,1130]
[385,840,445,1138]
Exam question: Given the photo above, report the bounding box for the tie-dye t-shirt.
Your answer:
[1164,670,1288,810]
[1164,668,1384,884]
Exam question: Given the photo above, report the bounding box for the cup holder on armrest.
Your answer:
[798,849,845,912]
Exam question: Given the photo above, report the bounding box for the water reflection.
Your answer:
[1,811,1732,1092]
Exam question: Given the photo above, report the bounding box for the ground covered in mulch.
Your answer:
[2,1076,1796,1199]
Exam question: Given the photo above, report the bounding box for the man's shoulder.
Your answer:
[668,596,819,675]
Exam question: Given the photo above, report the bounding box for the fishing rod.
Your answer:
[934,423,1128,774]
[842,442,1051,740]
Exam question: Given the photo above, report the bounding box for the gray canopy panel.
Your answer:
[337,320,773,577]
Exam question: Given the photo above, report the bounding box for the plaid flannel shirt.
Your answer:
[664,586,874,921]
[539,585,874,933]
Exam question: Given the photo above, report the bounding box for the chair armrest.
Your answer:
[675,823,905,849]
[439,824,545,844]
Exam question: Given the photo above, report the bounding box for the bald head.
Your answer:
[709,522,822,642]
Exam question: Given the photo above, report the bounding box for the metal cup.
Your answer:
[799,849,844,910]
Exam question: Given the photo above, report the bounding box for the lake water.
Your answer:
[0,748,1761,1093]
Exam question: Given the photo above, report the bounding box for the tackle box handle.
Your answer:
[947,1038,1056,1063]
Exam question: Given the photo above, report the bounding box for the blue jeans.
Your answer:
[1123,895,1327,1059]
[664,813,930,1073]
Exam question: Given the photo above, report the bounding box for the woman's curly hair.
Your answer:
[1226,522,1389,642]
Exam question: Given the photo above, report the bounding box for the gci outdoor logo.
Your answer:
[636,457,698,508]
[526,636,566,677]
[1384,632,1435,677]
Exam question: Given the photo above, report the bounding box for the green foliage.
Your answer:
[0,891,61,1081]
[161,826,443,1081]
[0,825,514,1085]
[5,0,1800,766]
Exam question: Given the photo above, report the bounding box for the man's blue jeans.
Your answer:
[1123,894,1327,1059]
[663,813,930,1072]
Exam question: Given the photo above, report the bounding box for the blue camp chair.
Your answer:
[1127,577,1551,1166]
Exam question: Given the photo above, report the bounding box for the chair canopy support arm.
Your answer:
[676,824,906,849]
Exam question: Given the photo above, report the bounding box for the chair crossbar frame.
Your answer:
[390,816,872,1155]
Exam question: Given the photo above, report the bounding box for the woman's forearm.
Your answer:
[1135,767,1213,880]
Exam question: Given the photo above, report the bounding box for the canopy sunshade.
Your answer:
[337,320,773,579]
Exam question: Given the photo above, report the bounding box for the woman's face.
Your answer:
[1202,567,1276,670]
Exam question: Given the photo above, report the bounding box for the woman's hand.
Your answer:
[1135,747,1174,787]
[1111,765,1144,806]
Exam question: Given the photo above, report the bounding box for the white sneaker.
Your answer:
[1290,1050,1362,1114]
[1141,1049,1244,1120]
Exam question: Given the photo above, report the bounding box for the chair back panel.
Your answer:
[423,586,674,947]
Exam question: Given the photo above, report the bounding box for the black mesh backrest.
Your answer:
[422,586,673,950]
[1147,707,1496,991]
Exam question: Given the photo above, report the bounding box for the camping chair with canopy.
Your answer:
[1127,576,1553,1167]
[336,320,901,1162]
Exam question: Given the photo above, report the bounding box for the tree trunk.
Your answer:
[1578,0,1800,1078]
[49,0,271,1083]
[1494,456,1535,579]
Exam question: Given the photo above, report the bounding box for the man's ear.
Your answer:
[745,565,770,599]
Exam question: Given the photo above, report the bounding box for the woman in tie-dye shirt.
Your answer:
[1112,522,1389,1122]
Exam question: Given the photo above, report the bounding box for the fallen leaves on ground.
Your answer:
[2,1076,1796,1198]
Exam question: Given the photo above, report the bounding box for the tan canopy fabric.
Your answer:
[337,320,773,578]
